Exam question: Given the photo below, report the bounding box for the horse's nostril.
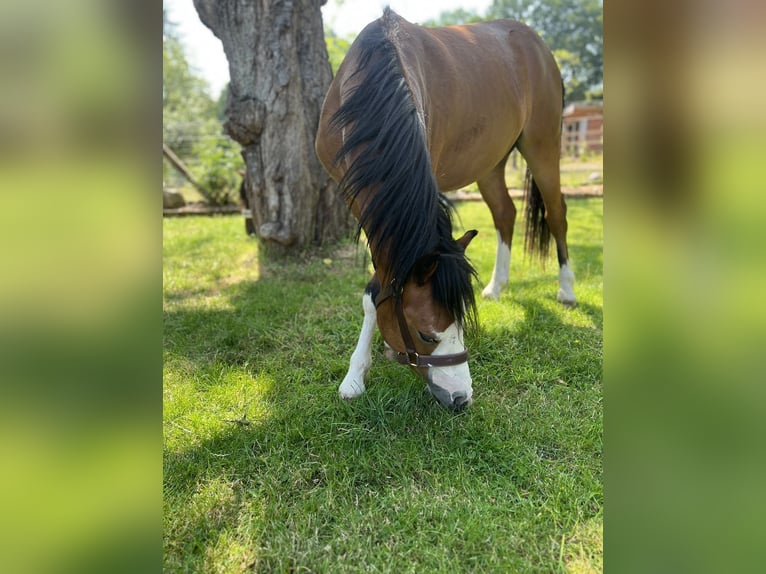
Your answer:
[426,380,472,410]
[450,391,472,411]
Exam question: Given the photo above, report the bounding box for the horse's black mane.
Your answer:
[331,8,476,329]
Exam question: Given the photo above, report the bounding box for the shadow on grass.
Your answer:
[164,254,369,370]
[164,262,602,571]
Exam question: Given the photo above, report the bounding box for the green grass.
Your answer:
[164,198,602,573]
[454,155,603,194]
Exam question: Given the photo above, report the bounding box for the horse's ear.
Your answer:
[456,229,478,251]
[412,252,440,286]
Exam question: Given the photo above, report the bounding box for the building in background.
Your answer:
[561,102,603,157]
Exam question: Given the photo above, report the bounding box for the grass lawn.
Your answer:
[163,198,603,573]
[506,154,603,190]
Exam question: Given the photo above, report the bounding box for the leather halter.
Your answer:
[375,281,469,368]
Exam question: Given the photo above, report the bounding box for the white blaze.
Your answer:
[429,322,473,401]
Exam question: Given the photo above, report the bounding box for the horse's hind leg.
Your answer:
[477,159,516,300]
[519,143,576,306]
[339,280,378,398]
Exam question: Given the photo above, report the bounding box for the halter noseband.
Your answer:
[374,280,469,368]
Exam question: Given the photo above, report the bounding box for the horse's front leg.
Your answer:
[339,284,378,399]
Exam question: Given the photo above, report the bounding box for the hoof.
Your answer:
[339,376,365,399]
[481,284,500,300]
[557,292,577,308]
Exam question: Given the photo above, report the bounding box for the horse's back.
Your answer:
[316,12,562,189]
[394,16,562,188]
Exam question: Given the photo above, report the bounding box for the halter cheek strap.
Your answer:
[375,281,469,368]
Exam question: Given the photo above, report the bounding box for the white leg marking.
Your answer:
[557,263,577,305]
[481,231,511,300]
[339,292,377,399]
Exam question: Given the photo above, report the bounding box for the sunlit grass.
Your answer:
[455,153,603,193]
[164,199,602,572]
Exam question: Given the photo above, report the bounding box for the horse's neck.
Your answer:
[370,248,395,287]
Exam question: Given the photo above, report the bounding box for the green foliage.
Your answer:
[191,135,244,206]
[423,8,484,27]
[325,27,351,74]
[554,48,586,103]
[163,198,603,572]
[163,17,243,205]
[490,0,603,102]
[215,83,229,122]
[163,34,218,159]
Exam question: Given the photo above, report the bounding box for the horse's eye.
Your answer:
[418,331,439,344]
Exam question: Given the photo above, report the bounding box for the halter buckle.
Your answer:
[406,350,420,367]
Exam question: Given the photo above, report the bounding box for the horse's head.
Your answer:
[375,230,478,410]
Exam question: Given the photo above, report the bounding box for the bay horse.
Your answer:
[315,9,575,410]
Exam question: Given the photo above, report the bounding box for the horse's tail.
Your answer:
[524,169,551,261]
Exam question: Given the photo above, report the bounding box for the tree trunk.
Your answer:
[193,0,351,254]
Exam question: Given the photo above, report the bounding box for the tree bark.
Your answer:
[193,0,351,254]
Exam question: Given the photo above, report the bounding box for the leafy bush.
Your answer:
[325,27,351,74]
[192,135,244,206]
[164,18,243,206]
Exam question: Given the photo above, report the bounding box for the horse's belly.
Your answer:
[432,130,517,191]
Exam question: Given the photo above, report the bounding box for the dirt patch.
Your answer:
[447,185,603,202]
[163,202,241,217]
[165,186,603,217]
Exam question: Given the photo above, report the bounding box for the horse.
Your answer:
[315,8,575,410]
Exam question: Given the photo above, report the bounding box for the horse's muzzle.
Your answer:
[426,380,473,411]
